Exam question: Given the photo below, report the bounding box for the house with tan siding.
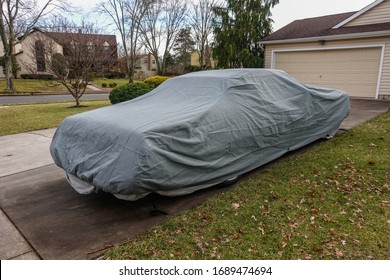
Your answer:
[261,0,390,99]
[134,53,158,79]
[0,29,118,79]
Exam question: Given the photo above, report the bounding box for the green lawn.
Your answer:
[0,79,67,93]
[90,78,130,89]
[0,100,111,136]
[103,111,389,260]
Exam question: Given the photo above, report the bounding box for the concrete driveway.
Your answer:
[0,98,389,260]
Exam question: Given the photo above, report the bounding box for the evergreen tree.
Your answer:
[212,0,279,68]
[172,27,196,67]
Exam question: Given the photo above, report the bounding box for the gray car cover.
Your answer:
[50,69,349,200]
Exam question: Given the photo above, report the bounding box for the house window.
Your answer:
[143,59,147,64]
[152,60,156,64]
[87,41,94,51]
[103,41,110,51]
[35,40,46,72]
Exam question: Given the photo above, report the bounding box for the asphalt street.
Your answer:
[0,93,110,104]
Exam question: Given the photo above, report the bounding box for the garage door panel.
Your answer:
[348,73,363,82]
[364,73,378,81]
[320,63,334,71]
[274,47,381,98]
[333,62,348,71]
[365,61,381,71]
[333,73,347,81]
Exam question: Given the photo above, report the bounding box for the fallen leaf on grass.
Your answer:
[289,222,298,229]
[271,192,281,200]
[196,242,209,253]
[232,203,240,209]
[284,232,292,240]
[170,251,181,257]
[262,209,270,217]
[324,240,338,249]
[335,248,343,258]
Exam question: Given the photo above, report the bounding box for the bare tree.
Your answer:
[97,0,150,83]
[188,0,218,69]
[26,24,117,107]
[140,0,187,75]
[0,0,66,92]
[38,15,84,33]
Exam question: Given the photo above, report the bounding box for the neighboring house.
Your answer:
[261,0,390,99]
[13,29,63,76]
[44,31,118,73]
[191,47,216,68]
[134,53,158,78]
[0,28,118,78]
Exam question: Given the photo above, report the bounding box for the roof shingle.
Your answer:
[45,32,117,46]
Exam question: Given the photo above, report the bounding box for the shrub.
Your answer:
[20,74,54,80]
[143,76,170,88]
[102,83,108,88]
[184,65,202,73]
[184,65,212,73]
[104,72,126,79]
[109,82,154,104]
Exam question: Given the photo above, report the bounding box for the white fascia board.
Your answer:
[332,0,384,29]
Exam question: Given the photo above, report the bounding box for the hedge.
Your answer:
[109,82,154,104]
[143,76,170,88]
[20,74,54,80]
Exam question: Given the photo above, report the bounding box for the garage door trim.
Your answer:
[271,44,385,99]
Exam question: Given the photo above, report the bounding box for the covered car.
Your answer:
[50,69,349,200]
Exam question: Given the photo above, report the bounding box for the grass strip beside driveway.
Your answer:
[104,111,389,260]
[0,100,110,136]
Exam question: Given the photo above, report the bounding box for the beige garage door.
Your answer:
[274,47,382,98]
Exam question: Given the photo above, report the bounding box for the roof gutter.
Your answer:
[260,30,390,45]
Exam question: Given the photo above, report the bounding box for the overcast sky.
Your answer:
[72,0,376,31]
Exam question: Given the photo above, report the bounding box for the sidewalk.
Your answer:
[0,98,389,260]
[0,129,56,260]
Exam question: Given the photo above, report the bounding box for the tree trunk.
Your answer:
[129,67,134,83]
[154,52,162,76]
[128,58,134,83]
[4,54,15,92]
[75,95,80,107]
